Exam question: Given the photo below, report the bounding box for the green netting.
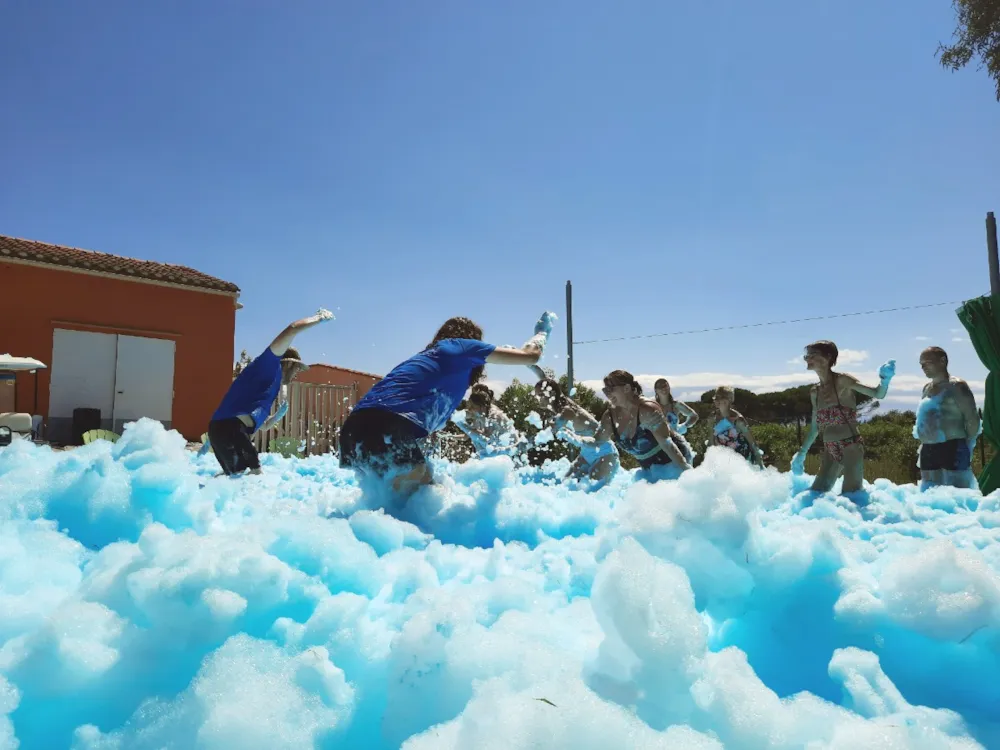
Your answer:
[956,294,1000,494]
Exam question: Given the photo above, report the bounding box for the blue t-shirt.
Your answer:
[353,338,497,436]
[212,348,282,430]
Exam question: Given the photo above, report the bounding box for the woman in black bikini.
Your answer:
[575,370,692,477]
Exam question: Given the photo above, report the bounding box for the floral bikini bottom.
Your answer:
[825,434,864,463]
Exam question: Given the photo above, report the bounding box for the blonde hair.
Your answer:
[714,385,735,401]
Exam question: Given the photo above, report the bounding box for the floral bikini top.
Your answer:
[815,378,858,428]
[714,418,746,449]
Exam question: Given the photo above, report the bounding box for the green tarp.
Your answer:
[956,294,1000,494]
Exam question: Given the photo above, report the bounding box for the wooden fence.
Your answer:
[252,382,358,457]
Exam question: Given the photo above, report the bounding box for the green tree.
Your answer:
[938,0,1000,100]
[233,349,252,379]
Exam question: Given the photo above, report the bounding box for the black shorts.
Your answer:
[208,417,260,475]
[338,408,427,476]
[919,438,972,472]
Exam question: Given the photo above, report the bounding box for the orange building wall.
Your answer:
[297,364,381,400]
[0,261,236,441]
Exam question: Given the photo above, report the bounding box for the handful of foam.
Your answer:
[316,308,335,322]
[525,311,558,352]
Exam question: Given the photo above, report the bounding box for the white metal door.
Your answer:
[48,328,118,421]
[112,335,175,431]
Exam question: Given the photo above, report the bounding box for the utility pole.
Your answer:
[988,212,999,295]
[566,280,574,390]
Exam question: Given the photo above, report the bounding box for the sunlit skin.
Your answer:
[457,399,518,454]
[585,381,691,469]
[796,345,891,495]
[653,380,699,432]
[915,347,980,490]
[533,381,616,483]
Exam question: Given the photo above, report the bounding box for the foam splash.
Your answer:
[0,418,998,749]
[534,427,554,445]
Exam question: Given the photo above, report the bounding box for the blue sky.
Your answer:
[2,1,998,411]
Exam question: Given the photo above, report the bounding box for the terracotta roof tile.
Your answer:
[0,234,240,294]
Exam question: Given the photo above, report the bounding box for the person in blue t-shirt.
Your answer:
[207,310,333,476]
[339,312,554,495]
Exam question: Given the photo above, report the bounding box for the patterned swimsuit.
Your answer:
[609,409,673,470]
[816,396,862,463]
[713,417,755,462]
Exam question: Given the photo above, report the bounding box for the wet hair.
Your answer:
[534,378,567,410]
[921,346,948,365]
[653,377,674,406]
[714,385,735,401]
[603,369,642,396]
[281,346,303,364]
[427,316,486,386]
[805,340,838,366]
[468,383,494,409]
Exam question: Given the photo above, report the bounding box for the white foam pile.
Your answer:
[0,418,998,749]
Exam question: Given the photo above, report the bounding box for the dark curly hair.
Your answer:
[468,383,494,409]
[427,316,486,386]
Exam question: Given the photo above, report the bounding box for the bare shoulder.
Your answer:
[951,378,975,397]
[638,400,666,423]
[638,400,661,417]
[837,372,860,387]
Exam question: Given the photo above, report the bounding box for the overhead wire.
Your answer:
[571,300,964,346]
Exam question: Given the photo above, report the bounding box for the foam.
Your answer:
[0,418,997,748]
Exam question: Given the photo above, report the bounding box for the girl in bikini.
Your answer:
[653,378,699,463]
[791,340,895,494]
[534,377,619,486]
[573,370,693,479]
[453,384,525,459]
[708,385,764,467]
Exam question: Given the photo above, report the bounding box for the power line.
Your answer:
[572,300,964,346]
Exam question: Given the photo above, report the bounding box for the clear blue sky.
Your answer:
[2,1,998,409]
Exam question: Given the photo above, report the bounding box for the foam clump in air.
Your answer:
[0,427,997,749]
[533,427,554,445]
[526,411,544,429]
[315,308,335,321]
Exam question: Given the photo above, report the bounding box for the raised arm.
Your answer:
[486,311,556,367]
[846,360,896,401]
[560,410,613,447]
[269,309,334,356]
[676,400,699,430]
[451,412,491,452]
[487,345,542,366]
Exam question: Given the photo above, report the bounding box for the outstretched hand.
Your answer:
[534,311,557,337]
[879,359,896,382]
